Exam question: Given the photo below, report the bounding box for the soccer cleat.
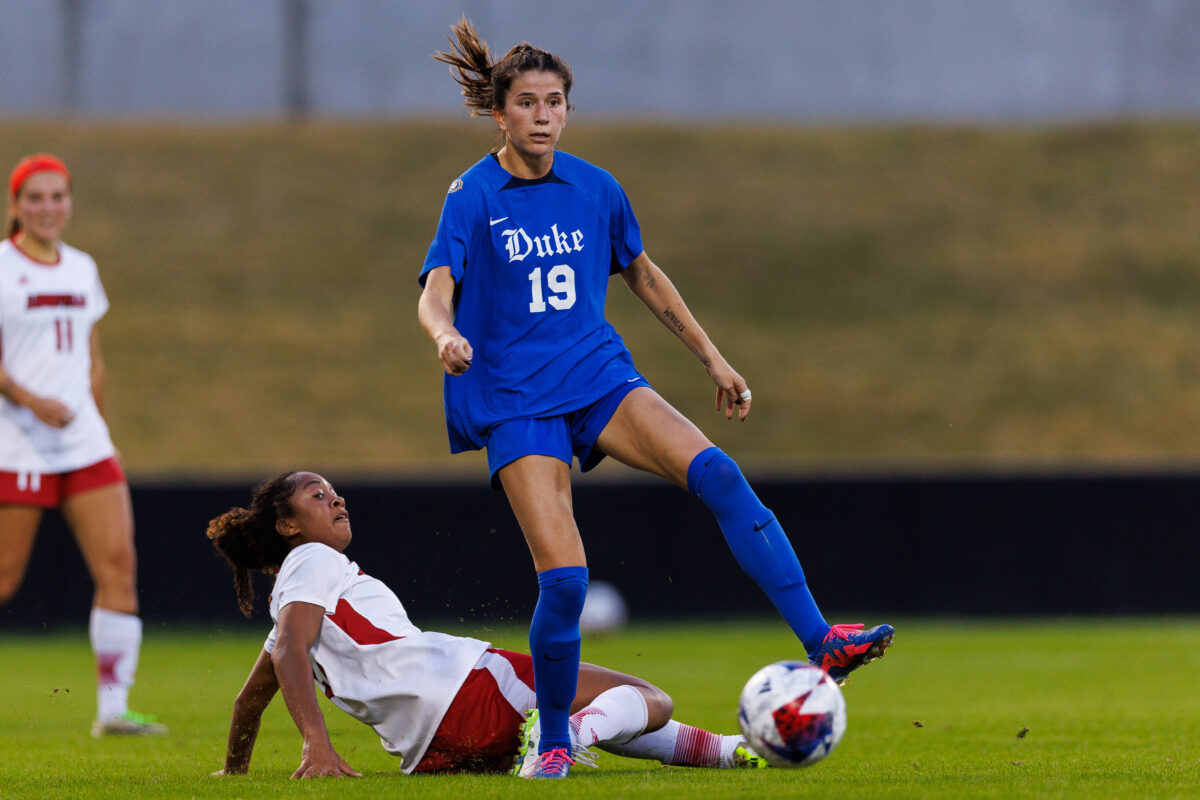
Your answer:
[809,623,894,685]
[512,708,543,777]
[731,743,769,769]
[525,747,575,779]
[512,708,596,778]
[90,710,168,738]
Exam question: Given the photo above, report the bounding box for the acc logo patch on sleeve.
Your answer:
[447,178,463,194]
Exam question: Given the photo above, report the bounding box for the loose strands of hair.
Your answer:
[433,16,574,117]
[206,472,298,617]
[433,16,496,117]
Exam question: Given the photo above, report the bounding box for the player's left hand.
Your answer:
[708,358,751,421]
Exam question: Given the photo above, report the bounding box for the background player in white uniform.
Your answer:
[0,154,164,737]
[207,471,767,778]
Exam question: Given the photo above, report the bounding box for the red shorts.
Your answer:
[412,648,537,774]
[0,457,125,508]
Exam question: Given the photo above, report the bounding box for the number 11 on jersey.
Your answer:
[55,317,74,351]
[527,264,577,313]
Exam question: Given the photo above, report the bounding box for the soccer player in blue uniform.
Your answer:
[418,18,893,779]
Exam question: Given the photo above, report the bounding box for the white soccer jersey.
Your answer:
[0,239,115,473]
[265,542,491,772]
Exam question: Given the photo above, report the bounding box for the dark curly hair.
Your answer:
[206,472,301,617]
[433,16,574,118]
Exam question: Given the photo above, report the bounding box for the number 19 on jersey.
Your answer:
[528,265,576,313]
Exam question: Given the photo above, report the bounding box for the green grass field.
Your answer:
[3,620,1198,799]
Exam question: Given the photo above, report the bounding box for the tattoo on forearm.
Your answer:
[644,274,657,289]
[663,308,685,333]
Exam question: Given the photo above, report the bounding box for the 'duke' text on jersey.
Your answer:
[501,224,585,263]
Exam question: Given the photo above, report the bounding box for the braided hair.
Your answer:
[433,16,574,117]
[206,472,301,617]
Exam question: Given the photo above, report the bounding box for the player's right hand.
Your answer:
[28,396,75,428]
[436,332,474,376]
[292,742,362,779]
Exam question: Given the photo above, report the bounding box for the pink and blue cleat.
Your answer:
[808,623,894,684]
[525,747,575,778]
[512,708,595,779]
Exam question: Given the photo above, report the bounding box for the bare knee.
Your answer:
[638,685,674,732]
[0,508,42,607]
[0,571,26,608]
[90,542,138,611]
[575,664,674,726]
[0,546,35,607]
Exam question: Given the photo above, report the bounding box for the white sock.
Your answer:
[89,607,141,722]
[570,685,648,749]
[601,718,744,767]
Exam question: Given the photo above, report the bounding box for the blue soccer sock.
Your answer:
[687,446,830,653]
[530,565,589,753]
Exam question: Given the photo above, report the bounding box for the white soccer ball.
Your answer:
[579,580,628,634]
[737,660,847,768]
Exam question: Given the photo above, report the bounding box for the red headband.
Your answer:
[9,154,71,198]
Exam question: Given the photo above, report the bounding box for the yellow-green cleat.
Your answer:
[91,710,167,738]
[732,743,769,768]
[511,709,542,777]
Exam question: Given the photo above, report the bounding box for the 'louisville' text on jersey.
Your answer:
[501,223,585,263]
[27,293,87,308]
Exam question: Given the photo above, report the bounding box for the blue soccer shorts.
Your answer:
[485,377,652,489]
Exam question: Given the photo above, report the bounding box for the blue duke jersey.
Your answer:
[420,151,645,453]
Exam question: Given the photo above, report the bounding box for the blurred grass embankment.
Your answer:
[2,121,1198,479]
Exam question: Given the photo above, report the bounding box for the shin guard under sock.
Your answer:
[687,446,829,652]
[530,565,589,752]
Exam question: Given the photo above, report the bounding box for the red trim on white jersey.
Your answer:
[266,543,489,773]
[326,598,404,645]
[9,236,62,266]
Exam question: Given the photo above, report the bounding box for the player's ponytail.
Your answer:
[434,16,496,116]
[206,472,300,617]
[434,16,573,117]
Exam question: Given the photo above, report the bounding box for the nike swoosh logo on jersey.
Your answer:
[489,216,509,226]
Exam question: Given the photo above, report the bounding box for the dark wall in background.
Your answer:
[2,472,1197,631]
